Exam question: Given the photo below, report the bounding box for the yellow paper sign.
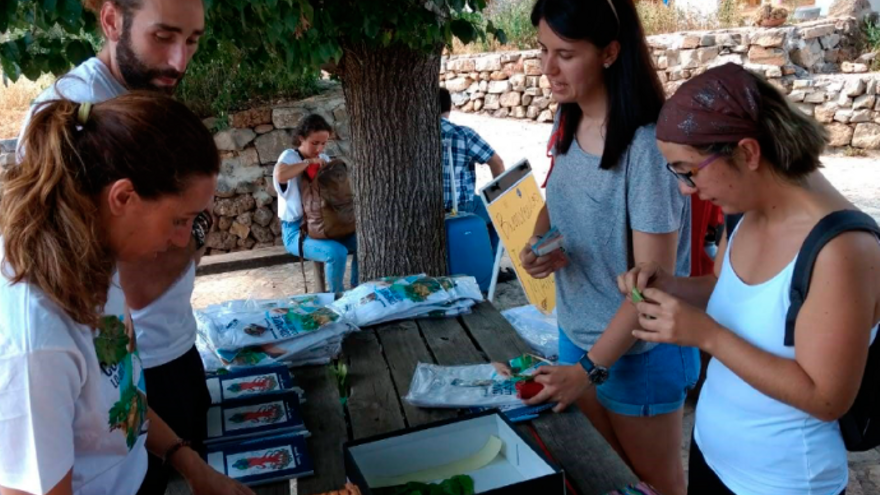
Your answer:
[486,173,556,313]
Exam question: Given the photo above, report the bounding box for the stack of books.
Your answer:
[202,365,316,486]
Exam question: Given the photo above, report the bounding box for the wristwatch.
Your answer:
[191,210,213,250]
[579,353,609,386]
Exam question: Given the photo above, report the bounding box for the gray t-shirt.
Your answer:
[546,124,691,354]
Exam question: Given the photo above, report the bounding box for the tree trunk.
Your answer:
[339,42,446,281]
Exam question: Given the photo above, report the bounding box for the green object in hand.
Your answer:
[374,475,475,495]
[631,288,645,303]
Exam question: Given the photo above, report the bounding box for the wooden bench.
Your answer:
[196,246,327,293]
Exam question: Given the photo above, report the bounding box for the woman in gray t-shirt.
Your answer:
[519,1,696,494]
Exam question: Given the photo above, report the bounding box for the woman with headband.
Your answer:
[0,94,254,495]
[620,63,880,494]
[518,0,695,493]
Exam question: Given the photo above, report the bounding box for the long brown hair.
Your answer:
[1,92,219,328]
[532,0,665,170]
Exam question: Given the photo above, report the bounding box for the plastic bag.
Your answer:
[501,305,559,361]
[200,299,354,353]
[195,294,354,370]
[330,275,483,328]
[404,363,529,409]
[368,299,477,326]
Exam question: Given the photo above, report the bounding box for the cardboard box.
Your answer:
[344,411,564,494]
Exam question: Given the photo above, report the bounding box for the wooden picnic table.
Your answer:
[251,301,637,495]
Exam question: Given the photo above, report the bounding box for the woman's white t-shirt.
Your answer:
[0,245,148,494]
[131,262,198,369]
[273,149,331,223]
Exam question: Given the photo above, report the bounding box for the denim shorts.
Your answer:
[558,328,701,417]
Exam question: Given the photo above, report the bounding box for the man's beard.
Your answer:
[116,25,184,94]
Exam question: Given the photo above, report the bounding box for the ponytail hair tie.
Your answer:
[77,102,93,125]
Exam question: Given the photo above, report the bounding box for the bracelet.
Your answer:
[163,439,191,466]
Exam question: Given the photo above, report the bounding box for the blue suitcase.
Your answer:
[445,212,494,292]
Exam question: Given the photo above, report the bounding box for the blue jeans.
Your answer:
[469,195,500,255]
[558,328,700,417]
[281,219,358,293]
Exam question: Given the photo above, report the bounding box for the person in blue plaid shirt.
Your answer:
[439,88,505,253]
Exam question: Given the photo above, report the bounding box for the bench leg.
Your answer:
[313,261,327,293]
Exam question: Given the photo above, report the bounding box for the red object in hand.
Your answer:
[516,381,544,400]
[305,162,321,180]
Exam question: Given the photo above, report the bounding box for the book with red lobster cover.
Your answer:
[205,433,314,486]
[206,364,302,405]
[206,391,308,444]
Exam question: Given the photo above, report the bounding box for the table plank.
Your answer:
[344,330,407,439]
[417,317,486,365]
[373,320,457,427]
[460,302,532,362]
[295,365,348,495]
[530,409,638,494]
[252,481,295,495]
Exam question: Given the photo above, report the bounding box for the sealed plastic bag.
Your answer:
[195,294,354,370]
[330,275,483,328]
[404,363,529,409]
[200,301,353,353]
[501,305,559,361]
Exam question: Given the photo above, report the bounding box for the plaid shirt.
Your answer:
[441,118,496,213]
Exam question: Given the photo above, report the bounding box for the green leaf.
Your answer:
[0,0,18,33]
[0,57,20,83]
[363,17,379,38]
[21,55,45,81]
[65,40,93,65]
[450,18,477,45]
[58,0,84,31]
[42,0,58,13]
[493,28,508,45]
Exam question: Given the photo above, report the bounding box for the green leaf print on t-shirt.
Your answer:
[94,315,129,366]
[95,314,148,449]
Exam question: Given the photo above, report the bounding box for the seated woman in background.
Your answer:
[620,63,880,495]
[274,114,357,293]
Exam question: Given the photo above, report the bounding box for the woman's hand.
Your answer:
[632,288,723,351]
[519,236,568,279]
[174,447,256,495]
[617,261,673,300]
[522,364,590,413]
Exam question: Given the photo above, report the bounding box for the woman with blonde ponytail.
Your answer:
[0,93,254,495]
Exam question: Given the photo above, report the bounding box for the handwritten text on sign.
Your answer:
[486,174,556,313]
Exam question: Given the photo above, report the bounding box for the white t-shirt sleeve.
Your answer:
[0,347,85,494]
[273,149,302,198]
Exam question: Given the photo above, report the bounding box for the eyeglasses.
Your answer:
[665,154,722,188]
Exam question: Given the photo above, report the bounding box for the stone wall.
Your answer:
[789,73,880,148]
[439,17,863,119]
[0,86,350,256]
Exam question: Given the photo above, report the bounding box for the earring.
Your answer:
[604,63,611,68]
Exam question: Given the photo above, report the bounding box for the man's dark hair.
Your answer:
[84,0,142,16]
[439,88,452,115]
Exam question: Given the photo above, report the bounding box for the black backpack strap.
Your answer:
[725,213,744,241]
[785,210,880,346]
